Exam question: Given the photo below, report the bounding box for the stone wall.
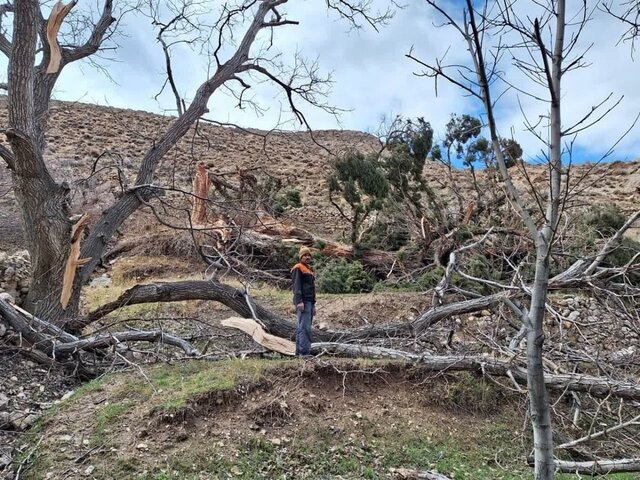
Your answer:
[0,250,31,306]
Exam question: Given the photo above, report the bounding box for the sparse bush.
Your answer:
[317,259,376,294]
[272,188,302,216]
[445,373,505,415]
[578,203,626,238]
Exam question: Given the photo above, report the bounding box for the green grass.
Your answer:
[95,400,136,435]
[147,358,274,411]
[16,359,640,480]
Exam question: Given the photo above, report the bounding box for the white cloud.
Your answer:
[1,0,638,161]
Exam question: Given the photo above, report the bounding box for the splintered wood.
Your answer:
[221,317,295,356]
[46,1,78,74]
[60,214,91,309]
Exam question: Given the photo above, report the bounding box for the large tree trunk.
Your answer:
[7,0,75,324]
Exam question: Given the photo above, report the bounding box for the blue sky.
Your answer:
[2,0,639,164]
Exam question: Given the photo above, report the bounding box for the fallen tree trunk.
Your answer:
[0,297,198,375]
[80,279,513,340]
[238,224,398,273]
[532,458,640,475]
[218,317,640,401]
[311,342,640,400]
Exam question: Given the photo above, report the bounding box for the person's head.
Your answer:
[299,246,312,265]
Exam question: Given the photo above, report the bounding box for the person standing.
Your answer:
[291,246,316,356]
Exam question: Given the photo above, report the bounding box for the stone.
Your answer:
[0,292,14,304]
[89,274,112,288]
[0,412,10,427]
[0,322,6,337]
[0,450,11,468]
[84,465,95,476]
[0,393,9,411]
[9,412,37,431]
[567,311,580,322]
[61,390,74,401]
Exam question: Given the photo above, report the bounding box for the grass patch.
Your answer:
[148,358,274,412]
[95,400,136,435]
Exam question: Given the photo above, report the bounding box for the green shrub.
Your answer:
[317,259,376,294]
[361,216,411,251]
[273,188,302,216]
[561,204,640,285]
[416,266,446,290]
[578,204,626,237]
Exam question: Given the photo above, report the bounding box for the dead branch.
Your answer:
[557,413,640,450]
[544,458,640,474]
[79,278,512,341]
[52,330,199,356]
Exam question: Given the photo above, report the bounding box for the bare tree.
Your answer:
[408,0,639,478]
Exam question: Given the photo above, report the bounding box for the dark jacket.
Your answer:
[291,262,316,305]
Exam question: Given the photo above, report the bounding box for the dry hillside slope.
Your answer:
[0,98,639,250]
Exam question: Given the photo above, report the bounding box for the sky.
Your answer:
[3,0,640,164]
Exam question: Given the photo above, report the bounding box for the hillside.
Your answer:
[1,99,639,251]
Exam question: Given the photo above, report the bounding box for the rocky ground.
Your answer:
[0,345,77,479]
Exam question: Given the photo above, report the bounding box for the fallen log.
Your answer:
[219,316,640,401]
[80,279,513,340]
[530,458,640,475]
[390,468,452,480]
[311,342,640,400]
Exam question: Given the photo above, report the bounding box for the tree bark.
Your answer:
[76,279,512,340]
[7,0,74,322]
[536,458,640,475]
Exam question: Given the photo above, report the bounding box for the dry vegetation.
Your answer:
[0,98,638,252]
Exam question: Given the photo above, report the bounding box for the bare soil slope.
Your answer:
[1,98,639,250]
[18,359,535,480]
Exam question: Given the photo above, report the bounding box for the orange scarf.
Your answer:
[291,262,314,275]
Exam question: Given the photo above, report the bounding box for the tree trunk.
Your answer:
[527,236,555,480]
[7,0,77,324]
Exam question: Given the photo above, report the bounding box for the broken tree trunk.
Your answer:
[78,279,512,341]
[192,162,212,223]
[46,0,78,74]
[60,213,91,309]
[239,223,397,273]
[219,317,640,401]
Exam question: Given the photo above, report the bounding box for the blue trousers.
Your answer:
[295,301,314,356]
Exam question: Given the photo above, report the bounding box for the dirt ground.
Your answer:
[18,360,530,480]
